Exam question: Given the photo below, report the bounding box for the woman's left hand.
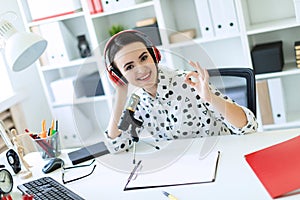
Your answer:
[185,61,213,102]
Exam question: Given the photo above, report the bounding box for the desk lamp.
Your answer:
[0,11,47,178]
[0,11,47,71]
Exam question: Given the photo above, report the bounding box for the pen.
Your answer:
[40,119,47,138]
[162,191,179,200]
[48,128,51,137]
[55,120,58,132]
[126,160,142,185]
[50,119,54,135]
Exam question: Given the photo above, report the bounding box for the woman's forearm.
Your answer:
[208,94,247,128]
[107,89,128,139]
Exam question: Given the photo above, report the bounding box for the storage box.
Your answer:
[74,72,105,98]
[134,22,162,46]
[52,106,94,148]
[251,41,284,74]
[27,0,82,21]
[39,21,79,65]
[50,77,76,103]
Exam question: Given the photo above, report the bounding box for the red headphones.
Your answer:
[103,30,161,86]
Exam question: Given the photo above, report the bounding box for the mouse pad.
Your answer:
[68,141,110,165]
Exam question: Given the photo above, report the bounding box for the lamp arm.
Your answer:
[0,120,14,149]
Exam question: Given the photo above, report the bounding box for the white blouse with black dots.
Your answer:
[105,67,258,153]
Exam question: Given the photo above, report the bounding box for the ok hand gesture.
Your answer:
[184,61,213,102]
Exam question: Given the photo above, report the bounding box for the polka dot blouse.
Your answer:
[106,67,258,153]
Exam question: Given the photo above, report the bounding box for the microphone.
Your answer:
[118,94,160,164]
[118,94,143,164]
[118,94,143,142]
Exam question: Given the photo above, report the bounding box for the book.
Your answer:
[68,141,110,165]
[169,29,196,43]
[136,17,157,27]
[245,135,300,198]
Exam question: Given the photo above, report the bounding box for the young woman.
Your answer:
[104,30,257,153]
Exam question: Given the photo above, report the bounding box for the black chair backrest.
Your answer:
[208,68,256,116]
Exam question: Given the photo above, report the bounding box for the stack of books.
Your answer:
[294,41,300,68]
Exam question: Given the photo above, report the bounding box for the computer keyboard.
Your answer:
[17,176,84,200]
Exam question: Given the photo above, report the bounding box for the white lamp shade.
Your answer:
[4,32,47,71]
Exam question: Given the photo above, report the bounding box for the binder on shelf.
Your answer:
[87,0,96,14]
[92,0,103,14]
[208,0,239,37]
[267,78,286,124]
[194,0,215,39]
[256,80,274,125]
[245,135,300,198]
[294,0,300,23]
[101,0,135,12]
[39,21,80,65]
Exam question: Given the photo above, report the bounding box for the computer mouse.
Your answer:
[42,158,64,174]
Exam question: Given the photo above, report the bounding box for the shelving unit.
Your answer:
[239,0,300,131]
[15,0,300,147]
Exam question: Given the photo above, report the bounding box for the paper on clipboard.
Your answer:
[124,150,220,190]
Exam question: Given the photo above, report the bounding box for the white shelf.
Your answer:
[255,62,300,80]
[40,57,97,71]
[246,17,300,35]
[52,95,109,107]
[167,34,241,49]
[27,11,85,27]
[263,111,300,130]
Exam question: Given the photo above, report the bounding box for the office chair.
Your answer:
[208,67,256,116]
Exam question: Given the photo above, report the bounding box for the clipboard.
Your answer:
[245,135,300,198]
[124,151,220,191]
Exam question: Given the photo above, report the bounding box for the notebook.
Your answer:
[68,141,110,165]
[245,135,300,198]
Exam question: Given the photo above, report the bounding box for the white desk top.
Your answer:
[2,128,300,200]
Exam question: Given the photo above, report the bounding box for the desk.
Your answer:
[2,128,300,200]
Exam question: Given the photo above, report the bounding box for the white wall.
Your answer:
[1,0,52,131]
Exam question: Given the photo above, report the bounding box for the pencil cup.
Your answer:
[32,132,61,159]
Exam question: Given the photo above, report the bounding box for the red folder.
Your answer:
[245,135,300,198]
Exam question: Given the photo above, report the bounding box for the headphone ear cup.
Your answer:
[108,67,128,86]
[153,47,161,63]
[108,70,120,85]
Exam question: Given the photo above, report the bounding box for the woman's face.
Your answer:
[114,42,158,96]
